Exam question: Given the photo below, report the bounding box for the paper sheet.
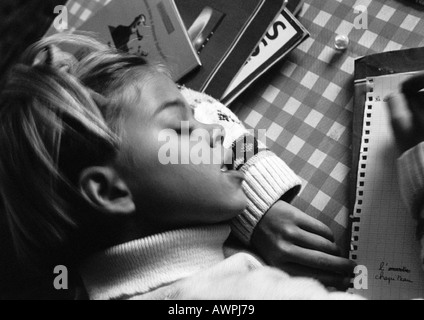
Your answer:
[351,73,424,300]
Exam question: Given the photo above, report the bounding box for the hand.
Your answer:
[387,72,424,153]
[251,201,355,290]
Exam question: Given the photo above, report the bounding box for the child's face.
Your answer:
[115,72,247,229]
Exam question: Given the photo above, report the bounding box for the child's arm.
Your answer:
[182,88,354,286]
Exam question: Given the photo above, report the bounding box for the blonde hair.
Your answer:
[0,33,161,267]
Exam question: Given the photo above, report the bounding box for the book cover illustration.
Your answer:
[108,13,150,56]
[75,0,201,82]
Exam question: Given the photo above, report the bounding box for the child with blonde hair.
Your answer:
[0,34,356,300]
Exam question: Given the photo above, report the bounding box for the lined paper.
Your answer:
[351,73,424,300]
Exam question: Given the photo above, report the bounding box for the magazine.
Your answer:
[74,0,201,81]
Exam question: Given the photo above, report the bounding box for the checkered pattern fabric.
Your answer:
[48,0,424,253]
[232,0,424,253]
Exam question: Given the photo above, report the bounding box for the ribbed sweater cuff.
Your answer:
[231,151,302,245]
[398,143,424,219]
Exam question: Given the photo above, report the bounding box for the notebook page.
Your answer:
[350,73,424,300]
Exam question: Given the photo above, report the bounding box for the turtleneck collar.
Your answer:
[79,224,231,300]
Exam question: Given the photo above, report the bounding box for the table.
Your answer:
[233,0,424,253]
[56,0,424,253]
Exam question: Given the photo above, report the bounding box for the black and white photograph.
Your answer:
[1,0,424,304]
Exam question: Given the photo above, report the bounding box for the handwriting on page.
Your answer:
[376,262,413,285]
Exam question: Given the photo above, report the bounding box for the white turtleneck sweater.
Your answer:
[79,225,235,300]
[79,224,362,300]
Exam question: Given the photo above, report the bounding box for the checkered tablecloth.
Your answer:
[233,0,424,253]
[49,0,424,253]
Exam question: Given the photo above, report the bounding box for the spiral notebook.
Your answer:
[350,72,424,300]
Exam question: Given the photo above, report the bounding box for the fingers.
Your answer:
[294,229,341,256]
[387,93,414,133]
[256,201,354,277]
[386,94,415,152]
[294,210,335,242]
[402,72,424,95]
[409,92,424,126]
[275,201,335,242]
[401,74,424,124]
[386,90,424,152]
[286,246,356,275]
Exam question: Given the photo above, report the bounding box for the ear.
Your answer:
[79,166,136,215]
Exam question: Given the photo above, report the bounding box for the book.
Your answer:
[221,8,309,105]
[286,0,305,16]
[70,0,201,82]
[175,0,287,99]
[350,48,424,300]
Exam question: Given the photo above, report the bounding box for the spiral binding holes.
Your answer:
[349,79,374,289]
